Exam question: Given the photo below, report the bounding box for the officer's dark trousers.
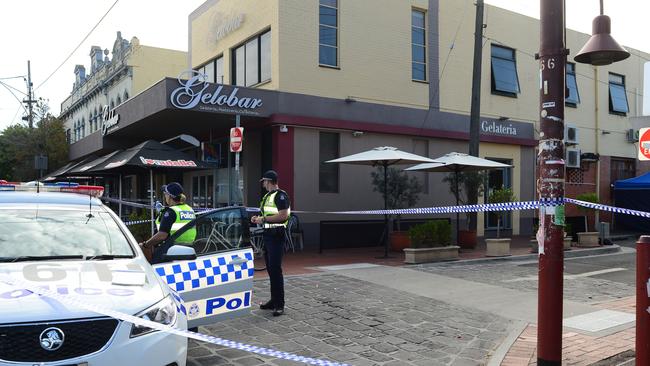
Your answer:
[263,228,285,308]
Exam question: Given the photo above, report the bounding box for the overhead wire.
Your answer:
[35,0,119,90]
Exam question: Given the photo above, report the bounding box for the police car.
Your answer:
[0,183,254,366]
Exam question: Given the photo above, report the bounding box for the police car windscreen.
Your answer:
[0,210,135,259]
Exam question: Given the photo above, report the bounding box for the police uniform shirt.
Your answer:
[158,208,176,234]
[270,189,290,211]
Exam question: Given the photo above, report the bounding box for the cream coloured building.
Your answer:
[61,1,649,248]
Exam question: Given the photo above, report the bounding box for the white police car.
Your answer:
[0,184,254,366]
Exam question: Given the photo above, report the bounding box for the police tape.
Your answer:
[0,274,349,366]
[565,198,650,219]
[123,219,153,226]
[102,196,153,209]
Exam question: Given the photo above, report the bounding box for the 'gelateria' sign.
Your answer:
[481,120,518,137]
[169,71,264,115]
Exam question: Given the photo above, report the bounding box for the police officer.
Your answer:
[251,170,290,316]
[139,182,196,264]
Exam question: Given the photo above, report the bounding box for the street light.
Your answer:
[574,0,630,65]
[537,0,629,365]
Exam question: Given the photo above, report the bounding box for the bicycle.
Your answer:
[250,227,266,271]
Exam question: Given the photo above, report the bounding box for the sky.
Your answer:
[0,0,648,132]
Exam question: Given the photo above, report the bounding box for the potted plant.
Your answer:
[442,171,486,249]
[371,167,423,252]
[404,220,459,264]
[486,187,515,256]
[575,192,600,247]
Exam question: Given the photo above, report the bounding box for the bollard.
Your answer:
[637,235,650,366]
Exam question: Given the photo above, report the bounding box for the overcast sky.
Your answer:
[0,0,648,132]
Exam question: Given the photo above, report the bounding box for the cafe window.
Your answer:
[412,9,426,81]
[565,63,580,107]
[232,30,271,87]
[319,132,339,193]
[319,0,338,67]
[491,44,520,97]
[609,73,629,115]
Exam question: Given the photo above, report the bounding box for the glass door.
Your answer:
[191,174,214,209]
[484,159,513,230]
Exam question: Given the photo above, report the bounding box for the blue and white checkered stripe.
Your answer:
[566,198,650,219]
[123,219,153,226]
[168,287,187,315]
[0,274,349,366]
[155,252,254,293]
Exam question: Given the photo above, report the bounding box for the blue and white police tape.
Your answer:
[123,219,153,226]
[102,196,153,209]
[566,198,650,219]
[0,274,349,366]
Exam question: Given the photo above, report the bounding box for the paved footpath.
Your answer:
[188,248,637,365]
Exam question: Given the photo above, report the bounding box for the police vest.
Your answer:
[260,190,290,229]
[155,204,197,244]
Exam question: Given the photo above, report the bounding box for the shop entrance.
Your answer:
[484,158,513,231]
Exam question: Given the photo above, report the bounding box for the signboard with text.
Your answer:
[639,128,650,161]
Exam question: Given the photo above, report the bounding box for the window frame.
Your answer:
[490,44,520,98]
[411,8,427,82]
[232,29,272,87]
[318,0,339,68]
[608,72,629,116]
[319,131,340,193]
[565,62,580,107]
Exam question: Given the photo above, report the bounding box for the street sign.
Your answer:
[639,127,650,161]
[230,127,244,153]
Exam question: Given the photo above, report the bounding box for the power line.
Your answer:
[0,80,28,96]
[35,0,119,90]
[0,81,29,116]
[0,76,25,80]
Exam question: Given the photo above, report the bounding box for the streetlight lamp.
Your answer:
[537,0,628,365]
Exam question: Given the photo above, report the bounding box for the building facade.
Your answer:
[60,32,187,144]
[60,1,649,248]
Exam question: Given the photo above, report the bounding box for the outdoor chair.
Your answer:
[286,213,304,251]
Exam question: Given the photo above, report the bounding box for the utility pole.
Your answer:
[467,0,485,233]
[23,60,36,128]
[537,0,566,364]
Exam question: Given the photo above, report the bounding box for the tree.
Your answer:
[0,102,68,181]
[371,167,423,230]
[442,171,486,230]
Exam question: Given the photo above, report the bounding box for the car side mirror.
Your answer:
[163,245,197,261]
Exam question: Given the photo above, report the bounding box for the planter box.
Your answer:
[458,230,477,249]
[486,238,511,257]
[404,246,460,264]
[564,237,573,250]
[577,232,600,247]
[390,231,411,252]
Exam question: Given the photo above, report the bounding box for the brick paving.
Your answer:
[501,296,636,365]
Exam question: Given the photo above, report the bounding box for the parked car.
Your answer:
[0,184,254,366]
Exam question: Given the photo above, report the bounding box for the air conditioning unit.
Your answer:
[626,128,638,143]
[564,125,578,145]
[566,148,581,168]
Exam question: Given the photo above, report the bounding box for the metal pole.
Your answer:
[456,170,460,244]
[26,61,34,129]
[150,170,154,236]
[537,0,566,364]
[383,162,389,258]
[467,0,484,234]
[118,174,123,218]
[637,235,650,366]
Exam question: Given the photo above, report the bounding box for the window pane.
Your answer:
[412,10,425,28]
[319,45,337,66]
[319,132,339,193]
[204,60,215,83]
[245,38,259,86]
[412,27,425,46]
[319,25,337,46]
[320,0,337,7]
[260,32,271,82]
[216,57,224,84]
[412,44,425,63]
[566,63,574,73]
[566,73,580,104]
[491,45,514,60]
[609,83,629,113]
[492,57,519,93]
[412,62,426,81]
[319,6,337,27]
[235,45,245,86]
[609,73,624,84]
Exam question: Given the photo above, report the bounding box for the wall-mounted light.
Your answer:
[352,131,364,137]
[601,130,611,135]
[279,125,288,133]
[344,97,357,103]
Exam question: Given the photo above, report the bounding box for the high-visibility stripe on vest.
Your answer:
[155,204,197,244]
[260,190,290,229]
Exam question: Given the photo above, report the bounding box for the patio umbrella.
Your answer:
[326,146,439,258]
[406,152,512,243]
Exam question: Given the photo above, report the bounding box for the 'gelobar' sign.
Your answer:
[639,128,650,161]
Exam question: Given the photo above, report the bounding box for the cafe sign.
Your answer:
[101,105,119,135]
[170,71,264,115]
[481,120,518,137]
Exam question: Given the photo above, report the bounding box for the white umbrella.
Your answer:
[406,152,512,244]
[327,146,439,257]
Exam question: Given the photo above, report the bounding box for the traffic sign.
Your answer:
[230,127,244,153]
[639,128,650,161]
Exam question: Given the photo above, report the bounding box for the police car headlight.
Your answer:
[130,295,178,338]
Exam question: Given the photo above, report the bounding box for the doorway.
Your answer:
[484,158,513,231]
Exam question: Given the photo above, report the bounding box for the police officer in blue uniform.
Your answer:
[251,170,290,316]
